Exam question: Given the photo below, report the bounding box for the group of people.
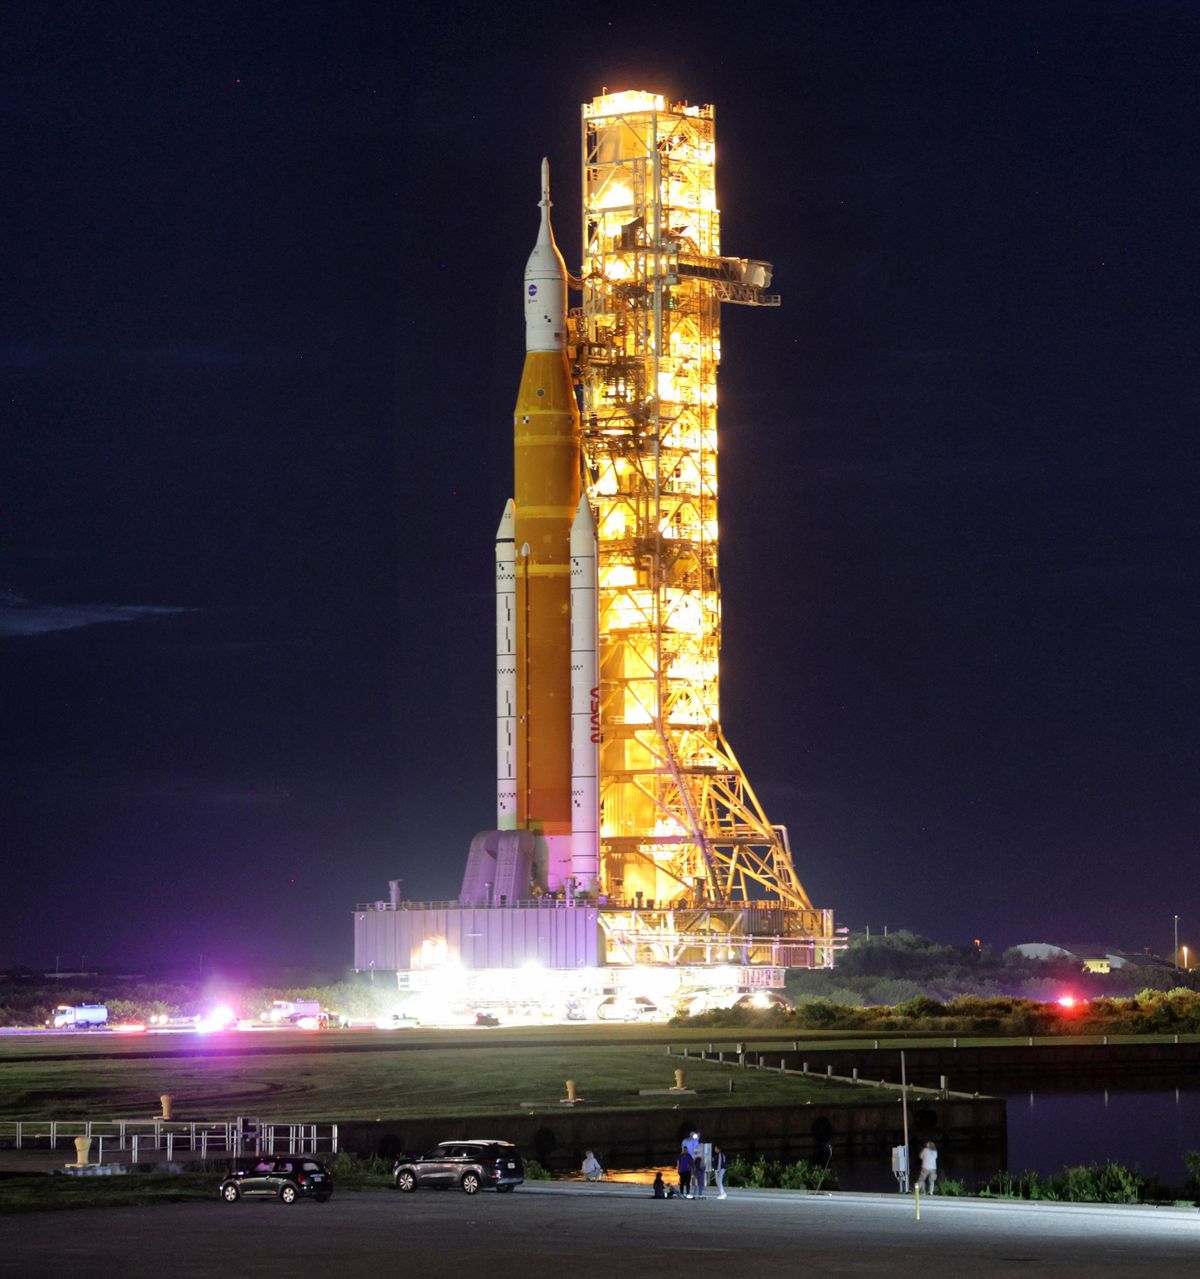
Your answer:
[586,1137,938,1197]
[648,1131,727,1200]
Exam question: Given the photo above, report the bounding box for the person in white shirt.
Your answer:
[917,1142,938,1194]
[582,1150,603,1181]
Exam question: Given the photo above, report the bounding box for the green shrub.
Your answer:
[978,1162,1145,1204]
[936,1177,967,1196]
[724,1156,837,1190]
[522,1159,553,1181]
[325,1152,393,1185]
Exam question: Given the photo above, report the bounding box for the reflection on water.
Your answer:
[1005,1087,1200,1185]
[834,1088,1200,1193]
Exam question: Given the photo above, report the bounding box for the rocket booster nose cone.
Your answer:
[496,498,516,542]
[570,497,597,552]
[525,157,567,353]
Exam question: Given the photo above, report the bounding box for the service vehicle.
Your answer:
[393,1140,524,1195]
[219,1156,333,1204]
[51,1004,108,1029]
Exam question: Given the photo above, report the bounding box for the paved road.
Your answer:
[1,1181,1195,1278]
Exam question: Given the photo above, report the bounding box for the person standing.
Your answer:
[917,1142,938,1195]
[677,1143,693,1198]
[712,1144,727,1199]
[692,1146,706,1198]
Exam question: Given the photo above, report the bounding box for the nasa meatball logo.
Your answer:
[528,284,538,296]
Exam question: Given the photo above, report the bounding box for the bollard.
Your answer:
[940,1075,947,1097]
[852,1067,859,1081]
[953,1038,958,1049]
[683,1045,689,1058]
[793,1040,800,1052]
[1028,1037,1034,1047]
[673,1069,686,1090]
[826,1065,833,1079]
[1102,1036,1108,1046]
[728,1077,734,1093]
[803,1061,809,1074]
[565,1079,577,1103]
[73,1136,92,1167]
[708,1042,714,1054]
[160,1094,173,1120]
[781,1057,786,1073]
[874,1040,879,1050]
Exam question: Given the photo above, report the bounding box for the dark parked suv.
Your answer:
[393,1140,524,1195]
[219,1156,333,1204]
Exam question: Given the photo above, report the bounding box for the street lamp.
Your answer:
[1175,915,1181,970]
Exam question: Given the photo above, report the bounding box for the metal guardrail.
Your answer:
[666,1043,977,1101]
[0,1118,339,1162]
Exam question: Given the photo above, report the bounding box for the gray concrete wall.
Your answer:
[338,1097,1006,1170]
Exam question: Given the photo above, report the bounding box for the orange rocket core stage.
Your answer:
[513,347,580,845]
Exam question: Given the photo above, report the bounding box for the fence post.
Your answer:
[167,1132,174,1161]
[332,1124,339,1155]
[132,1134,139,1162]
[50,1122,57,1149]
[15,1122,21,1151]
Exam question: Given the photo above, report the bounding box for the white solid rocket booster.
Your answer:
[570,496,600,890]
[495,499,517,829]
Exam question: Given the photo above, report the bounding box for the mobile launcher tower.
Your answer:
[355,91,839,1018]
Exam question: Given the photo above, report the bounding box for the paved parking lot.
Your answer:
[1,1181,1195,1277]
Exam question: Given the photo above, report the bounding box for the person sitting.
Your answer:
[652,1171,666,1198]
[582,1150,604,1181]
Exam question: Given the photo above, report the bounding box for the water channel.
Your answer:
[836,1087,1200,1193]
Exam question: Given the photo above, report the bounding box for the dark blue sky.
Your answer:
[3,1,1197,971]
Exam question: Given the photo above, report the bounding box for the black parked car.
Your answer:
[219,1156,333,1204]
[393,1140,524,1195]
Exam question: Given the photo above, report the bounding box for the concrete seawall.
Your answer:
[339,1094,1006,1171]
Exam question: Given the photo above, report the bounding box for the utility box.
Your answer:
[891,1144,909,1192]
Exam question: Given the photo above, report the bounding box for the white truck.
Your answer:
[52,1004,108,1029]
[262,999,323,1025]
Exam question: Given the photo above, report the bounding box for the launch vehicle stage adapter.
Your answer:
[463,160,599,905]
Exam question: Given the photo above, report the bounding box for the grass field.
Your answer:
[2,1024,1191,1122]
[0,1031,896,1120]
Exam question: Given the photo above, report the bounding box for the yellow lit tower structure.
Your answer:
[575,90,835,969]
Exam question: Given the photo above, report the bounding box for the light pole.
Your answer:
[1174,915,1180,970]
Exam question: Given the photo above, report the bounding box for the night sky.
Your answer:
[4,2,1197,972]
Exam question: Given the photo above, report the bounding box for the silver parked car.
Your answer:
[393,1140,524,1194]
